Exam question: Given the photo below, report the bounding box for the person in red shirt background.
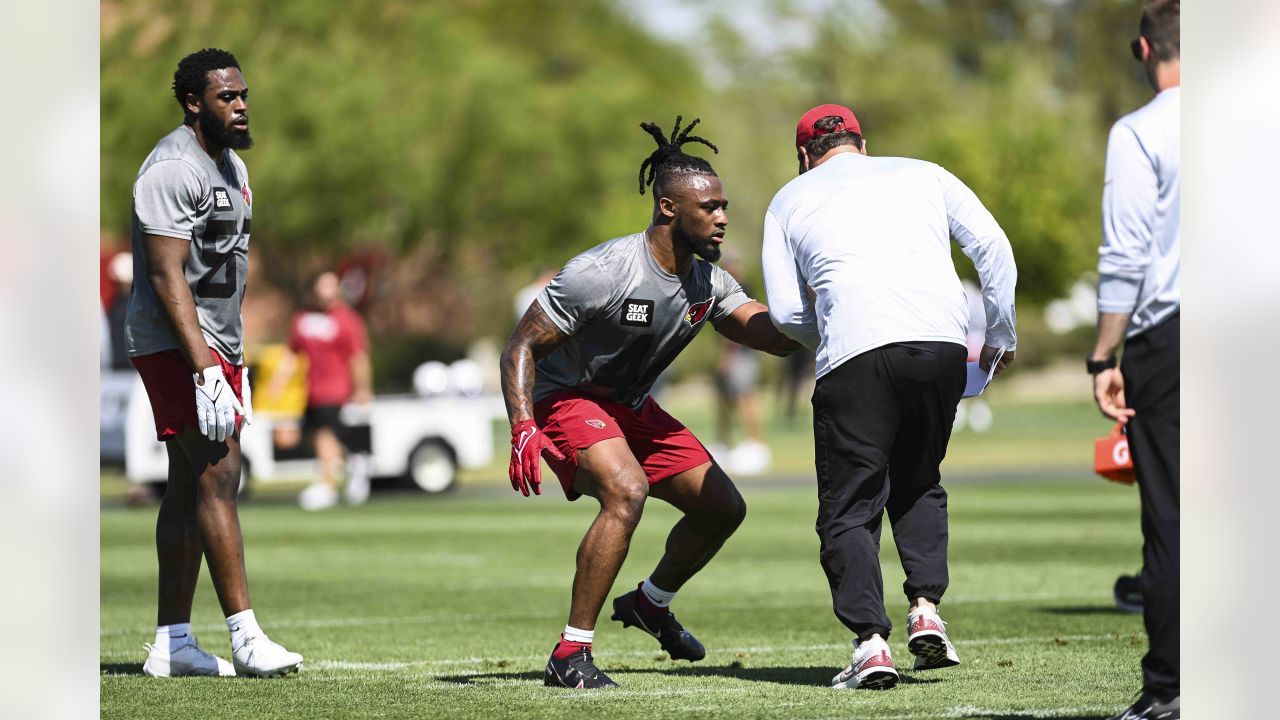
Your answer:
[270,271,373,510]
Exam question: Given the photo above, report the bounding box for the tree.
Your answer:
[693,0,1151,303]
[102,0,707,335]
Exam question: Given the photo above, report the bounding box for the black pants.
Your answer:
[1122,314,1180,700]
[812,341,967,642]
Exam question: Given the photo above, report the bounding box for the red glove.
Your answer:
[509,419,565,497]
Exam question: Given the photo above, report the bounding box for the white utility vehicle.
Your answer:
[103,364,497,496]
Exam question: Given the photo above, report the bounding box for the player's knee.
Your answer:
[160,478,198,515]
[601,468,648,526]
[155,513,192,547]
[725,492,748,530]
[198,463,241,502]
[710,490,747,535]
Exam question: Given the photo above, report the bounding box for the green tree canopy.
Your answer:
[104,0,1153,342]
[102,0,707,290]
[700,0,1150,304]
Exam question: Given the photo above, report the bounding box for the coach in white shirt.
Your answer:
[1089,2,1180,718]
[762,104,1017,690]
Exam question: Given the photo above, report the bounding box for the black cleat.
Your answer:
[543,644,619,689]
[1108,693,1179,720]
[610,590,706,662]
[1114,574,1144,614]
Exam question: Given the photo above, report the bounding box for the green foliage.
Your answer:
[103,0,1153,343]
[706,0,1150,304]
[102,0,703,274]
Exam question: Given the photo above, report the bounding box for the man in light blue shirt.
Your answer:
[1087,2,1180,718]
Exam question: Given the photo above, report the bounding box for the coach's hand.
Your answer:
[193,365,245,443]
[1093,367,1136,425]
[509,419,565,497]
[980,345,1016,377]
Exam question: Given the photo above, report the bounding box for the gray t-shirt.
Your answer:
[125,125,252,364]
[535,232,752,409]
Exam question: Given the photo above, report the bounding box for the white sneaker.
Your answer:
[142,637,235,677]
[907,607,961,670]
[299,483,339,511]
[730,440,772,476]
[343,453,371,505]
[232,634,304,678]
[831,635,899,690]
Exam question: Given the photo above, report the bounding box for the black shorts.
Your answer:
[303,404,345,434]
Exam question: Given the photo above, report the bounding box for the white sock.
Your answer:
[641,577,677,608]
[155,622,193,652]
[562,625,594,644]
[226,609,263,650]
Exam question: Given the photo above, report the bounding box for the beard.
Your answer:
[674,216,722,263]
[198,106,253,150]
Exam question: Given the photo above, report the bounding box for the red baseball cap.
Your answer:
[795,104,862,149]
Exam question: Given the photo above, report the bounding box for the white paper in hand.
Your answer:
[963,347,1006,398]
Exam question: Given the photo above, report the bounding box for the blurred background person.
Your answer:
[1088,2,1180,718]
[105,252,135,371]
[776,345,814,428]
[104,250,163,507]
[269,271,374,511]
[710,254,769,475]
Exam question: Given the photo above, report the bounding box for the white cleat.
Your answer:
[343,453,372,506]
[232,635,304,678]
[907,607,961,670]
[831,635,899,690]
[142,638,236,678]
[299,483,339,511]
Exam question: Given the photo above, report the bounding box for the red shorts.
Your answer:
[533,391,711,501]
[131,347,244,441]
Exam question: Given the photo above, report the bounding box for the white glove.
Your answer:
[240,367,254,425]
[193,365,245,443]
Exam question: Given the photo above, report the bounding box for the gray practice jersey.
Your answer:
[535,232,752,408]
[125,125,252,364]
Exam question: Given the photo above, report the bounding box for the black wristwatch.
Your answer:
[1086,355,1117,374]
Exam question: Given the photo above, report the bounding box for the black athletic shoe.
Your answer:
[610,590,706,662]
[1108,693,1179,720]
[543,645,619,689]
[1114,574,1144,613]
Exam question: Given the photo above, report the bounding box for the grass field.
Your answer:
[101,469,1146,719]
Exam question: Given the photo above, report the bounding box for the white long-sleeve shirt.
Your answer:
[762,152,1017,379]
[1098,87,1180,338]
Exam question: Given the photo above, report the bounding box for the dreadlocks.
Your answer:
[638,116,719,197]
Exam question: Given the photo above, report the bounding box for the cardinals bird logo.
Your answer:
[684,298,714,327]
